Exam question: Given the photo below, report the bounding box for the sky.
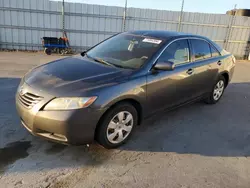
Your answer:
[60,0,250,14]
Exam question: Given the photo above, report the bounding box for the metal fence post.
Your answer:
[122,0,127,32]
[224,4,237,50]
[61,0,71,48]
[178,0,184,32]
[62,0,65,37]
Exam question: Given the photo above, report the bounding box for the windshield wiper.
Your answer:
[86,54,113,67]
[86,54,135,69]
[96,58,113,67]
[111,64,132,69]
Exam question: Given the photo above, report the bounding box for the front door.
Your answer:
[146,39,197,115]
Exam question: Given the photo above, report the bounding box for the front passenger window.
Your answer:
[158,39,190,65]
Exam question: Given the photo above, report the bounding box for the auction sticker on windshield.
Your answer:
[142,38,162,44]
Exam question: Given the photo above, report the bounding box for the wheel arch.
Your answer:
[220,71,229,87]
[94,98,143,139]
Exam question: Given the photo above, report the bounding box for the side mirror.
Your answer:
[153,61,175,71]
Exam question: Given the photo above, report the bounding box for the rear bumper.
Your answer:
[16,82,104,145]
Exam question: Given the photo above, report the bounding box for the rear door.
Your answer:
[189,39,220,97]
[209,43,222,82]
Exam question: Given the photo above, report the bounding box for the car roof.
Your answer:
[126,30,207,40]
[126,30,223,52]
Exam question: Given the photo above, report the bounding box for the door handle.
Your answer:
[217,60,222,66]
[186,68,194,75]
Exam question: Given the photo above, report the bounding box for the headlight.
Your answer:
[44,97,97,110]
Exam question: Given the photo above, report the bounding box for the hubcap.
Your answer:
[213,80,224,101]
[106,111,133,144]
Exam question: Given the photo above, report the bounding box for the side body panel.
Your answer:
[146,63,198,115]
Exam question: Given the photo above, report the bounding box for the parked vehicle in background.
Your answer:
[16,30,235,149]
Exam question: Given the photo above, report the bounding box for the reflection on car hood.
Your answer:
[24,56,133,96]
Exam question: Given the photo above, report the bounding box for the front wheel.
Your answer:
[95,103,138,149]
[205,76,226,104]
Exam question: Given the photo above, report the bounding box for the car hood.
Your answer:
[24,55,133,96]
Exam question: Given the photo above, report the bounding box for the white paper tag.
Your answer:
[142,38,162,44]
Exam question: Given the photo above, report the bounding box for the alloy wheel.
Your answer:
[213,80,224,101]
[106,111,134,144]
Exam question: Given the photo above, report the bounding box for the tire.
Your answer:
[44,48,52,55]
[205,75,226,104]
[95,103,138,149]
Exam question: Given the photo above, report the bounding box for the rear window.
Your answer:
[210,45,220,57]
[191,39,212,61]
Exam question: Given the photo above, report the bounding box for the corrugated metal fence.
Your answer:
[0,0,250,58]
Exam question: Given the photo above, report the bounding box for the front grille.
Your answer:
[18,92,43,109]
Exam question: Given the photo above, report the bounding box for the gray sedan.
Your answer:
[16,30,235,148]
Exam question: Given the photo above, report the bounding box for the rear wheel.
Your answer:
[95,103,138,149]
[205,76,226,104]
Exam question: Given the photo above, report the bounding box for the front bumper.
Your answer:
[16,82,104,145]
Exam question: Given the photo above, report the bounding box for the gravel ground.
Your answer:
[1,51,250,188]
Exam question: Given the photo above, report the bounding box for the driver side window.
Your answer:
[158,39,190,65]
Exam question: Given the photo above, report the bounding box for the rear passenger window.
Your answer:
[191,39,212,61]
[210,45,220,57]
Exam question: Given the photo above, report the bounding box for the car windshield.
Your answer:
[86,33,164,69]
